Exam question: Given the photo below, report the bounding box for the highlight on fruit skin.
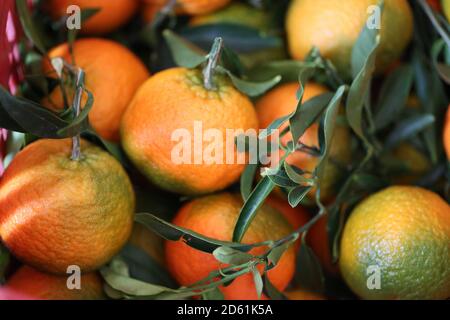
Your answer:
[121,67,259,196]
[339,186,450,300]
[42,38,150,142]
[286,0,414,79]
[44,0,140,35]
[0,138,135,275]
[165,193,296,300]
[0,266,105,300]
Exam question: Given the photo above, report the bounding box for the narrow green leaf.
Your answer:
[220,67,281,97]
[249,60,317,83]
[346,35,380,143]
[16,0,47,54]
[0,86,69,138]
[266,166,298,188]
[267,236,298,268]
[252,268,264,300]
[240,164,258,201]
[232,176,275,242]
[163,30,207,68]
[202,287,225,300]
[351,0,384,78]
[258,114,291,139]
[316,86,346,180]
[262,274,287,300]
[295,234,325,293]
[374,65,414,130]
[213,247,254,265]
[287,185,311,207]
[101,264,176,297]
[385,114,435,149]
[290,93,334,144]
[136,213,253,253]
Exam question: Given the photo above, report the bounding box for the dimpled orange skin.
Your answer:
[165,193,296,300]
[339,186,450,300]
[1,266,105,300]
[286,0,414,79]
[121,67,259,196]
[0,139,135,275]
[43,39,150,142]
[45,0,139,35]
[444,105,450,159]
[256,82,351,203]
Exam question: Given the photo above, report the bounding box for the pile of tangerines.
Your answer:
[0,0,449,301]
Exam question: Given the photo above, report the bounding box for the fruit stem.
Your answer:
[203,37,224,91]
[70,68,85,161]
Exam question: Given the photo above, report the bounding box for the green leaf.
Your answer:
[266,166,298,188]
[136,213,253,253]
[315,86,346,177]
[101,263,176,297]
[385,114,435,149]
[346,35,380,144]
[267,236,298,268]
[374,65,414,130]
[219,67,281,97]
[295,234,325,293]
[431,39,450,85]
[232,176,275,242]
[290,92,334,144]
[0,86,69,137]
[213,247,254,265]
[258,114,291,139]
[284,162,314,186]
[16,0,47,54]
[287,185,311,207]
[252,268,264,300]
[351,1,384,78]
[181,24,282,54]
[262,274,287,300]
[240,164,258,201]
[202,287,225,300]
[163,30,207,68]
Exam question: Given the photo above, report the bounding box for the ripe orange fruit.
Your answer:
[428,0,442,11]
[45,0,139,35]
[165,193,296,300]
[340,186,450,300]
[444,105,450,159]
[285,289,326,300]
[286,0,414,79]
[256,82,351,203]
[1,266,105,300]
[121,67,258,195]
[265,195,310,231]
[141,0,231,17]
[43,38,149,142]
[306,215,340,276]
[0,138,135,274]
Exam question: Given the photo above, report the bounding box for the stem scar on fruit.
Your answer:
[202,37,224,91]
